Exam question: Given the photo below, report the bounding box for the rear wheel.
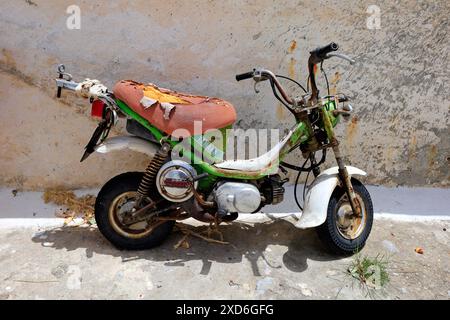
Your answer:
[95,172,175,250]
[316,179,373,255]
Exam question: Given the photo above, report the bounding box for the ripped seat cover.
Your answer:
[113,80,237,138]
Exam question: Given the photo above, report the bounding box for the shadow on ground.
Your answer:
[31,219,344,276]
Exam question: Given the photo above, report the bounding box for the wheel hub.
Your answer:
[108,191,159,239]
[335,194,366,240]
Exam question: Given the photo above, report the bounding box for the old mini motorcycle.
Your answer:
[55,42,373,254]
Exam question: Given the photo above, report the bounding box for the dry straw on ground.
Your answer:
[42,189,95,225]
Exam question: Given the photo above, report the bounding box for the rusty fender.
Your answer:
[295,166,366,229]
[94,136,159,157]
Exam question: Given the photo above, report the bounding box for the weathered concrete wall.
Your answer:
[0,0,448,189]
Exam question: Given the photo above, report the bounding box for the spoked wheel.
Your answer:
[316,178,373,255]
[95,172,175,250]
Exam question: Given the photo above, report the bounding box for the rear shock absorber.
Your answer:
[135,142,171,204]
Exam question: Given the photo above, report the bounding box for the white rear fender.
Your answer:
[94,136,158,157]
[295,166,366,229]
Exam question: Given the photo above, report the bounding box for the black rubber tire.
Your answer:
[95,172,174,250]
[315,178,373,255]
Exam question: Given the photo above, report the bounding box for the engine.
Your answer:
[214,182,262,215]
[156,160,198,202]
[156,161,285,218]
[261,174,286,205]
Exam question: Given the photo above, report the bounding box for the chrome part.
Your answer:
[55,78,79,91]
[94,136,159,157]
[57,64,73,81]
[214,182,262,214]
[57,64,65,73]
[252,68,264,82]
[156,160,198,202]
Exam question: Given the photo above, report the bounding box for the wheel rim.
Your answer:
[108,191,158,239]
[335,193,367,240]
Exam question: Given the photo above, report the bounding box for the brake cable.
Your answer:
[280,148,326,172]
[269,77,292,111]
[275,74,307,94]
[293,155,310,211]
[281,149,327,212]
[320,61,331,97]
[269,74,308,114]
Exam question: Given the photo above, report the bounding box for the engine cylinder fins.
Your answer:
[271,185,285,205]
[261,174,286,205]
[156,160,198,202]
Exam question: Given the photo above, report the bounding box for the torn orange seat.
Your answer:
[113,80,237,138]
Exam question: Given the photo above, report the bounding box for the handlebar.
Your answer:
[55,65,117,110]
[236,43,355,105]
[308,42,355,101]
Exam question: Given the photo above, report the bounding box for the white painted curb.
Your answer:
[0,212,448,230]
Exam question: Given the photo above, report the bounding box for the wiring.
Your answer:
[320,61,330,97]
[269,77,292,110]
[303,164,311,203]
[274,74,307,94]
[293,155,310,211]
[282,148,327,212]
[269,74,307,113]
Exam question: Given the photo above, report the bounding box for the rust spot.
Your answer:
[1,49,17,69]
[276,103,285,120]
[386,146,394,162]
[428,145,438,168]
[288,57,296,79]
[329,71,341,95]
[288,40,297,53]
[409,134,417,160]
[346,116,358,144]
[25,0,38,6]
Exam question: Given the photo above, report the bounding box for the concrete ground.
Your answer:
[0,186,449,300]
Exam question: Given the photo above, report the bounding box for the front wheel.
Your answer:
[316,178,373,255]
[95,172,175,250]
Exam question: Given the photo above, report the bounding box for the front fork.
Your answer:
[333,144,361,217]
[321,107,361,217]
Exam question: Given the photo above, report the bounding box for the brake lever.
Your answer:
[325,52,356,65]
[254,82,260,94]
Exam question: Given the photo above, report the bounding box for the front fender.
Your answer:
[94,136,159,157]
[295,166,366,229]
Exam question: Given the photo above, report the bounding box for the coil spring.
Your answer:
[136,143,170,198]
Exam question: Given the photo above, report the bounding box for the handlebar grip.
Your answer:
[235,71,254,81]
[311,42,339,58]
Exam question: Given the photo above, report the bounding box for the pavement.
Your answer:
[0,186,449,300]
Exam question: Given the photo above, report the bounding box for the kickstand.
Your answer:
[205,216,224,242]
